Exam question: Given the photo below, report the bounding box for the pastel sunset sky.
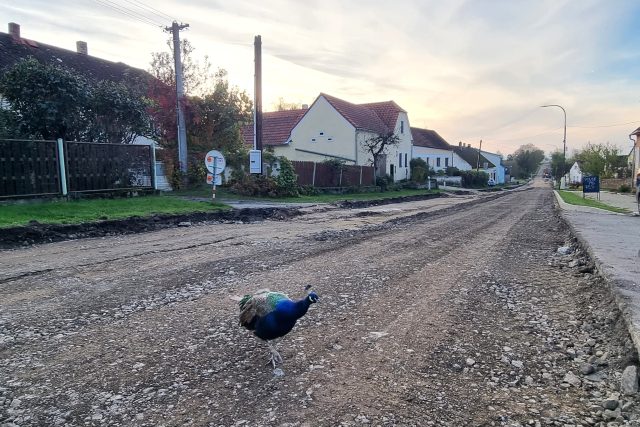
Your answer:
[3,0,640,155]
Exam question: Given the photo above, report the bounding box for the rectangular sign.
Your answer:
[249,150,262,174]
[206,174,222,185]
[582,176,599,193]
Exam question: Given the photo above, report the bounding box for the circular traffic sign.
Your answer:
[204,150,226,175]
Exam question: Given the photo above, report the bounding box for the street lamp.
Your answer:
[541,104,566,186]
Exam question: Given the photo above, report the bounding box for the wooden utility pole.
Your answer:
[254,35,263,174]
[476,139,482,171]
[165,21,189,174]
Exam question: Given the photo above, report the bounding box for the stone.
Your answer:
[511,360,524,369]
[620,366,639,395]
[580,363,595,375]
[177,221,192,227]
[602,398,619,410]
[466,358,476,367]
[557,246,573,255]
[563,372,581,387]
[603,407,621,420]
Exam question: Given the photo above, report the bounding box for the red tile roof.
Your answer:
[411,127,451,150]
[360,100,406,133]
[321,93,402,134]
[241,109,307,147]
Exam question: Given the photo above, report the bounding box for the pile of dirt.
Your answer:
[0,207,301,249]
[337,192,444,209]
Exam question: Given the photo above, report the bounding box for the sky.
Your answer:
[3,0,640,156]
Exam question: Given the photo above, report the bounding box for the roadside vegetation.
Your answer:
[0,196,229,228]
[557,190,629,214]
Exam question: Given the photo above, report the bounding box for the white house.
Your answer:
[241,93,413,182]
[568,161,583,184]
[411,128,470,172]
[480,150,506,184]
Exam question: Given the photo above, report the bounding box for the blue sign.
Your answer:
[582,176,600,193]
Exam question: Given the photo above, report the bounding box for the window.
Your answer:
[311,138,316,142]
[400,121,404,134]
[404,153,408,167]
[445,158,449,168]
[436,157,441,167]
[399,152,403,167]
[319,132,324,135]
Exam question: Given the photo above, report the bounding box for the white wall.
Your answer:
[276,95,358,163]
[412,147,471,171]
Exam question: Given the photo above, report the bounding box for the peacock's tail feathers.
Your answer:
[238,290,291,330]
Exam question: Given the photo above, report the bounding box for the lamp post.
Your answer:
[541,104,566,187]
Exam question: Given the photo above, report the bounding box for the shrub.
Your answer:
[460,170,489,188]
[230,175,278,197]
[274,156,299,197]
[445,166,461,176]
[618,184,631,193]
[409,158,429,183]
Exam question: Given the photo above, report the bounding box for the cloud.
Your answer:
[2,0,639,154]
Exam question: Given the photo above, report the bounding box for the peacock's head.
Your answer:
[307,291,319,304]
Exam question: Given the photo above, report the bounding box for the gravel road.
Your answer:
[1,184,639,426]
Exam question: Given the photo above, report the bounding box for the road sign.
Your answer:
[582,176,599,193]
[206,174,222,185]
[204,150,226,175]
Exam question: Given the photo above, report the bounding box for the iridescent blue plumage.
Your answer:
[239,289,319,367]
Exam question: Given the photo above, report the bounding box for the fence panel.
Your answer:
[0,139,60,198]
[292,161,315,186]
[291,160,375,188]
[65,142,153,192]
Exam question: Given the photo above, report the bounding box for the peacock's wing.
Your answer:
[239,290,290,329]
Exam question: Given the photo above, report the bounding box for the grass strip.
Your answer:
[0,196,229,228]
[557,191,630,214]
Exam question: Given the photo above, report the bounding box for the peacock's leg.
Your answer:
[266,340,282,367]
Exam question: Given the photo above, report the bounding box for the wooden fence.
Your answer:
[291,161,374,187]
[0,139,155,198]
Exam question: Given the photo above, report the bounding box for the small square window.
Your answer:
[319,132,324,136]
[311,138,316,142]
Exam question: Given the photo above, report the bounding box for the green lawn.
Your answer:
[0,196,229,228]
[172,187,441,204]
[557,191,630,214]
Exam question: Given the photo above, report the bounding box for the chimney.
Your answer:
[458,141,462,147]
[8,22,20,38]
[301,104,309,109]
[76,41,88,55]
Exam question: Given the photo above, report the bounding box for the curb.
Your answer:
[554,193,640,357]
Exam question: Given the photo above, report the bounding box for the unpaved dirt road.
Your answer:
[1,183,639,426]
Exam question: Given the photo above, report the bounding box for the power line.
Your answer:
[569,120,640,129]
[122,0,175,23]
[91,0,165,27]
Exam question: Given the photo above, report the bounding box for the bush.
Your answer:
[230,175,278,197]
[445,166,461,176]
[460,170,489,188]
[274,157,299,197]
[187,163,207,186]
[376,174,394,191]
[618,184,631,193]
[409,158,429,183]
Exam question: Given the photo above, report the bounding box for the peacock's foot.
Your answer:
[267,350,283,368]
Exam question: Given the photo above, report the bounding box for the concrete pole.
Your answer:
[56,138,68,196]
[166,21,189,174]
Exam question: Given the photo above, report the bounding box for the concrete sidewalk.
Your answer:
[583,190,640,214]
[555,190,640,352]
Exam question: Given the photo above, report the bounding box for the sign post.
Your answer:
[204,150,226,201]
[582,175,600,201]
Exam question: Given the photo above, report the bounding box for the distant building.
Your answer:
[568,161,583,184]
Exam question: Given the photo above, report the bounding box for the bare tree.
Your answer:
[361,132,400,177]
[272,97,302,111]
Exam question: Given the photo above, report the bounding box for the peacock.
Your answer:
[238,288,319,367]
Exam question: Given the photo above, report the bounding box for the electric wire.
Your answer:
[91,0,165,27]
[122,0,176,23]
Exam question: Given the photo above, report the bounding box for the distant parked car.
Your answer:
[487,178,496,186]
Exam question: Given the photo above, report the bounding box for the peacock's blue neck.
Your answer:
[275,297,311,321]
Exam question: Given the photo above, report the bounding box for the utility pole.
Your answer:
[476,139,482,171]
[165,21,189,174]
[254,35,263,174]
[541,104,566,187]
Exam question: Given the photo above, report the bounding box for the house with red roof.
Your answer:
[241,93,413,181]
